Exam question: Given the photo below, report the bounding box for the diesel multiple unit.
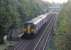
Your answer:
[7,12,55,40]
[23,12,53,38]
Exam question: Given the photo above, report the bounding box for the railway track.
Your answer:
[6,14,56,50]
[43,15,56,50]
[34,14,55,50]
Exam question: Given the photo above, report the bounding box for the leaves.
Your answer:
[54,1,71,50]
[0,0,49,44]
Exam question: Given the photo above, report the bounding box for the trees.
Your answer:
[54,1,71,50]
[0,0,49,44]
[0,0,20,43]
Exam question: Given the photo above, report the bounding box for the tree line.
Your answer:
[0,0,49,44]
[54,1,71,50]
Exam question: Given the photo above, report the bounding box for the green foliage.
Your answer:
[0,0,49,44]
[54,1,71,50]
[0,0,20,43]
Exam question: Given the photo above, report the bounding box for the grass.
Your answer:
[54,1,71,50]
[0,44,7,50]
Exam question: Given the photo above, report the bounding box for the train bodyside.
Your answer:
[34,14,48,32]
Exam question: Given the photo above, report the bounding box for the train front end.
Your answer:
[22,22,36,39]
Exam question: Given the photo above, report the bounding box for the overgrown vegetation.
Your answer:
[54,1,71,50]
[0,0,49,44]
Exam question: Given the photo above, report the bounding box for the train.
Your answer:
[22,12,54,38]
[7,12,56,40]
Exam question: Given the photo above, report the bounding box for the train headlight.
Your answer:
[31,29,36,33]
[31,29,34,32]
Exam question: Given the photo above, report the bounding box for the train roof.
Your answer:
[25,13,48,24]
[25,12,53,25]
[33,14,47,24]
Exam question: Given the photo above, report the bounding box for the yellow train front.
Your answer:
[22,22,37,38]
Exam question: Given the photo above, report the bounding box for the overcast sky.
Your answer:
[41,0,68,3]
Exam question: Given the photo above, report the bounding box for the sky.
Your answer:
[41,0,68,3]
